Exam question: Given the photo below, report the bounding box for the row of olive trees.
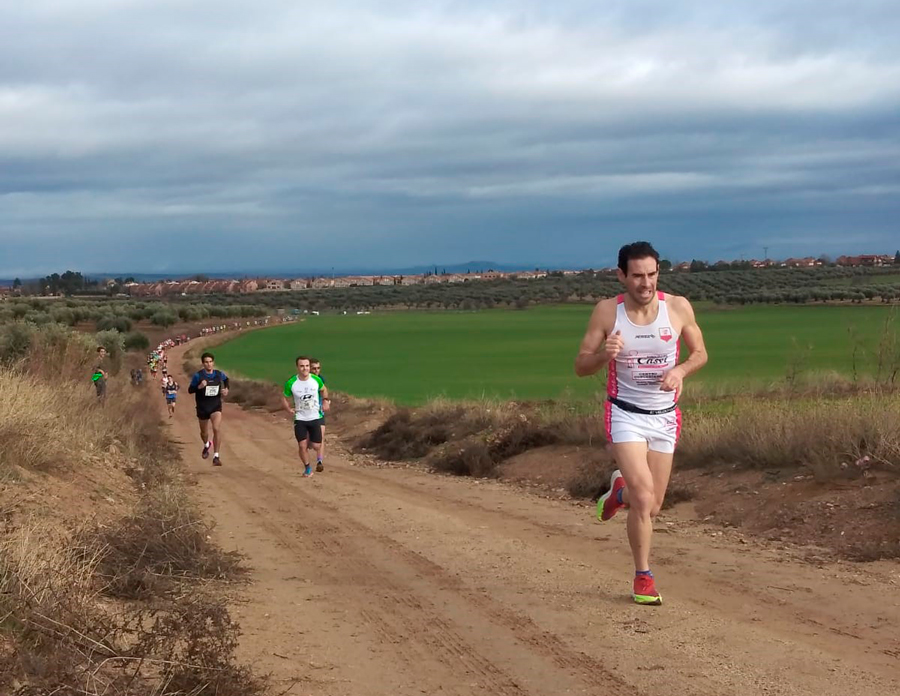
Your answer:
[180,269,900,314]
[0,298,266,333]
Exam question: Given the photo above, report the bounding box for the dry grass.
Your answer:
[678,394,900,477]
[0,367,169,474]
[0,524,262,695]
[0,328,264,696]
[88,484,244,599]
[371,388,900,483]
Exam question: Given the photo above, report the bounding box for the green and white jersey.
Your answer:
[284,374,324,421]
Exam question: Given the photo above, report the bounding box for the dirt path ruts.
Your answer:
[168,344,899,696]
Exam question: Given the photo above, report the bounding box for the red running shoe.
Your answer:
[633,574,662,606]
[597,469,626,521]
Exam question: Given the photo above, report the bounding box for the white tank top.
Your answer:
[607,292,680,410]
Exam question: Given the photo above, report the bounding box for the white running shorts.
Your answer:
[605,402,682,454]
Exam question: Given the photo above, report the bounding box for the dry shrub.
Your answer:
[329,391,395,422]
[678,394,900,477]
[486,419,559,460]
[89,485,243,599]
[566,455,615,499]
[430,418,559,478]
[431,440,495,477]
[662,482,695,509]
[0,526,112,692]
[360,398,531,462]
[0,322,100,380]
[0,526,263,696]
[361,410,455,459]
[133,596,263,696]
[226,378,281,412]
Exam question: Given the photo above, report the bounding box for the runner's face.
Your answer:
[310,363,320,375]
[619,257,659,306]
[297,360,310,377]
[202,357,214,371]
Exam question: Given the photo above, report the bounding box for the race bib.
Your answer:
[204,385,220,397]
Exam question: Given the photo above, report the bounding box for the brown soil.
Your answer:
[158,341,900,696]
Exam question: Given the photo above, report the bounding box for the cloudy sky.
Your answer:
[1,0,899,276]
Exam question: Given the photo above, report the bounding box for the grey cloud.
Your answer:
[1,1,899,275]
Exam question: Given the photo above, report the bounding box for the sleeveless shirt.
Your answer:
[607,291,680,410]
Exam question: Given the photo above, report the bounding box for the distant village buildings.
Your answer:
[27,252,889,300]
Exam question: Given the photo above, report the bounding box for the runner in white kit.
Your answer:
[575,241,708,606]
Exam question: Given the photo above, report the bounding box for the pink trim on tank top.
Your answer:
[604,400,613,442]
[616,294,624,304]
[658,291,665,299]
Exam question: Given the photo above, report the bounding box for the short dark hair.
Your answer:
[618,241,660,274]
[201,352,215,361]
[97,346,106,353]
[296,355,310,365]
[310,358,320,365]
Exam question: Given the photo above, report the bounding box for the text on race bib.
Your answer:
[204,385,220,397]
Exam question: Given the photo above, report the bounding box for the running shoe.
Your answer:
[212,455,222,467]
[633,575,662,606]
[303,464,313,477]
[201,443,211,459]
[316,460,324,473]
[597,469,626,521]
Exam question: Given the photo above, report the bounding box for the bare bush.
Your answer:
[226,379,282,412]
[87,485,243,599]
[565,455,615,499]
[361,410,455,459]
[431,440,495,477]
[0,527,262,695]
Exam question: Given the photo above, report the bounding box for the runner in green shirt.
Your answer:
[310,358,330,471]
[281,356,329,477]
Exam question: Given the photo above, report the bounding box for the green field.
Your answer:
[211,305,900,405]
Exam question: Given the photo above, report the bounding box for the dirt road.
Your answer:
[168,346,899,696]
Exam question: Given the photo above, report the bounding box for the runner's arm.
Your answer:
[221,372,229,397]
[320,384,330,412]
[187,373,200,394]
[671,297,708,379]
[574,300,615,377]
[282,380,295,415]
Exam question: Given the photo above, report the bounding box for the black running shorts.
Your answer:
[196,403,222,421]
[294,418,323,444]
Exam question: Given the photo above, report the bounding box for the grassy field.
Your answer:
[211,304,900,405]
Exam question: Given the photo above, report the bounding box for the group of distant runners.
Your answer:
[91,240,706,606]
[91,327,332,475]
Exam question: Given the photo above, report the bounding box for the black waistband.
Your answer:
[607,396,677,416]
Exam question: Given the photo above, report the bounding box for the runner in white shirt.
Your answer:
[281,356,329,478]
[575,241,708,606]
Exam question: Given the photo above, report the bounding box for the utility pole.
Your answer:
[763,246,769,260]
